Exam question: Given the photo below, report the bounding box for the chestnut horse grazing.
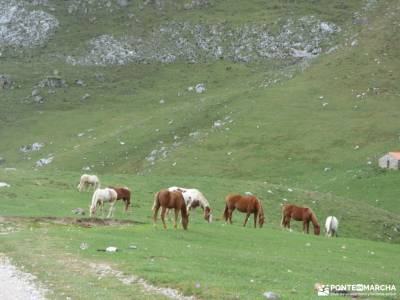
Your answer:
[223,194,265,228]
[109,187,131,212]
[168,186,212,222]
[152,189,189,230]
[89,188,118,218]
[281,204,320,235]
[77,174,100,192]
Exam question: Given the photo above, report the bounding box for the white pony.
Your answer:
[77,174,100,192]
[89,188,118,218]
[168,186,213,222]
[325,216,339,237]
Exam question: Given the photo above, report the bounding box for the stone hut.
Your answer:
[378,152,400,169]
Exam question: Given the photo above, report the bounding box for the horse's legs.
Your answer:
[106,204,112,218]
[107,201,115,218]
[161,207,168,229]
[173,209,179,229]
[99,201,104,218]
[253,212,257,228]
[304,220,310,233]
[243,213,251,227]
[228,208,234,224]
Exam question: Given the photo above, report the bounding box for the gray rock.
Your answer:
[81,93,90,101]
[31,89,40,96]
[263,291,280,299]
[117,0,130,7]
[20,143,44,153]
[75,79,85,86]
[0,75,12,89]
[38,76,67,88]
[36,155,53,167]
[33,95,44,103]
[195,83,206,93]
[80,242,89,250]
[72,208,85,215]
[0,157,5,165]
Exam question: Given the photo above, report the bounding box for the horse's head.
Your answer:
[89,203,97,217]
[258,214,265,228]
[182,215,189,230]
[314,224,321,235]
[204,206,212,223]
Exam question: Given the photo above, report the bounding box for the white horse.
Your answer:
[77,174,100,192]
[325,216,339,237]
[89,188,118,218]
[168,186,213,222]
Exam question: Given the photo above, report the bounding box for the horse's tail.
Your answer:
[152,191,160,212]
[257,198,264,215]
[223,203,229,221]
[328,216,334,234]
[280,205,287,227]
[256,198,265,227]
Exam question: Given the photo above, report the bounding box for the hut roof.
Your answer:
[388,152,400,159]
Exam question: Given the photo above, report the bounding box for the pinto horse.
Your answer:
[77,174,100,192]
[89,187,118,218]
[168,187,212,222]
[223,194,265,228]
[281,204,320,235]
[152,189,189,230]
[109,186,131,212]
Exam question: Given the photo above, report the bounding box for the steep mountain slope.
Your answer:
[0,0,399,219]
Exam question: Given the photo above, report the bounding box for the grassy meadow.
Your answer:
[1,0,400,299]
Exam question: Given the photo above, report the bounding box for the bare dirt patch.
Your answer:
[0,216,139,228]
[0,254,47,300]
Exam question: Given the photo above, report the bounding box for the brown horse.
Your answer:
[152,189,189,230]
[281,204,320,235]
[223,194,265,228]
[109,187,131,212]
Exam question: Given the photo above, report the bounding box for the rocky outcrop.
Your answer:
[0,1,59,49]
[67,17,340,66]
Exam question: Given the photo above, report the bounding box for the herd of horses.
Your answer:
[78,174,339,236]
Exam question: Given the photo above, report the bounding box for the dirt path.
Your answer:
[0,255,47,300]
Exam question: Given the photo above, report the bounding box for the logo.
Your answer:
[317,285,330,296]
[315,283,397,297]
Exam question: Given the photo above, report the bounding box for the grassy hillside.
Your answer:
[1,0,400,299]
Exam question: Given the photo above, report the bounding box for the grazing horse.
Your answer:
[281,204,320,235]
[325,216,339,237]
[223,194,265,228]
[168,186,212,222]
[77,174,100,192]
[109,187,131,212]
[89,188,118,218]
[152,189,189,230]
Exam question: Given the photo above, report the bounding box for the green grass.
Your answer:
[1,0,400,299]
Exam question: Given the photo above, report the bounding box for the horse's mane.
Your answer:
[308,207,319,227]
[198,191,210,209]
